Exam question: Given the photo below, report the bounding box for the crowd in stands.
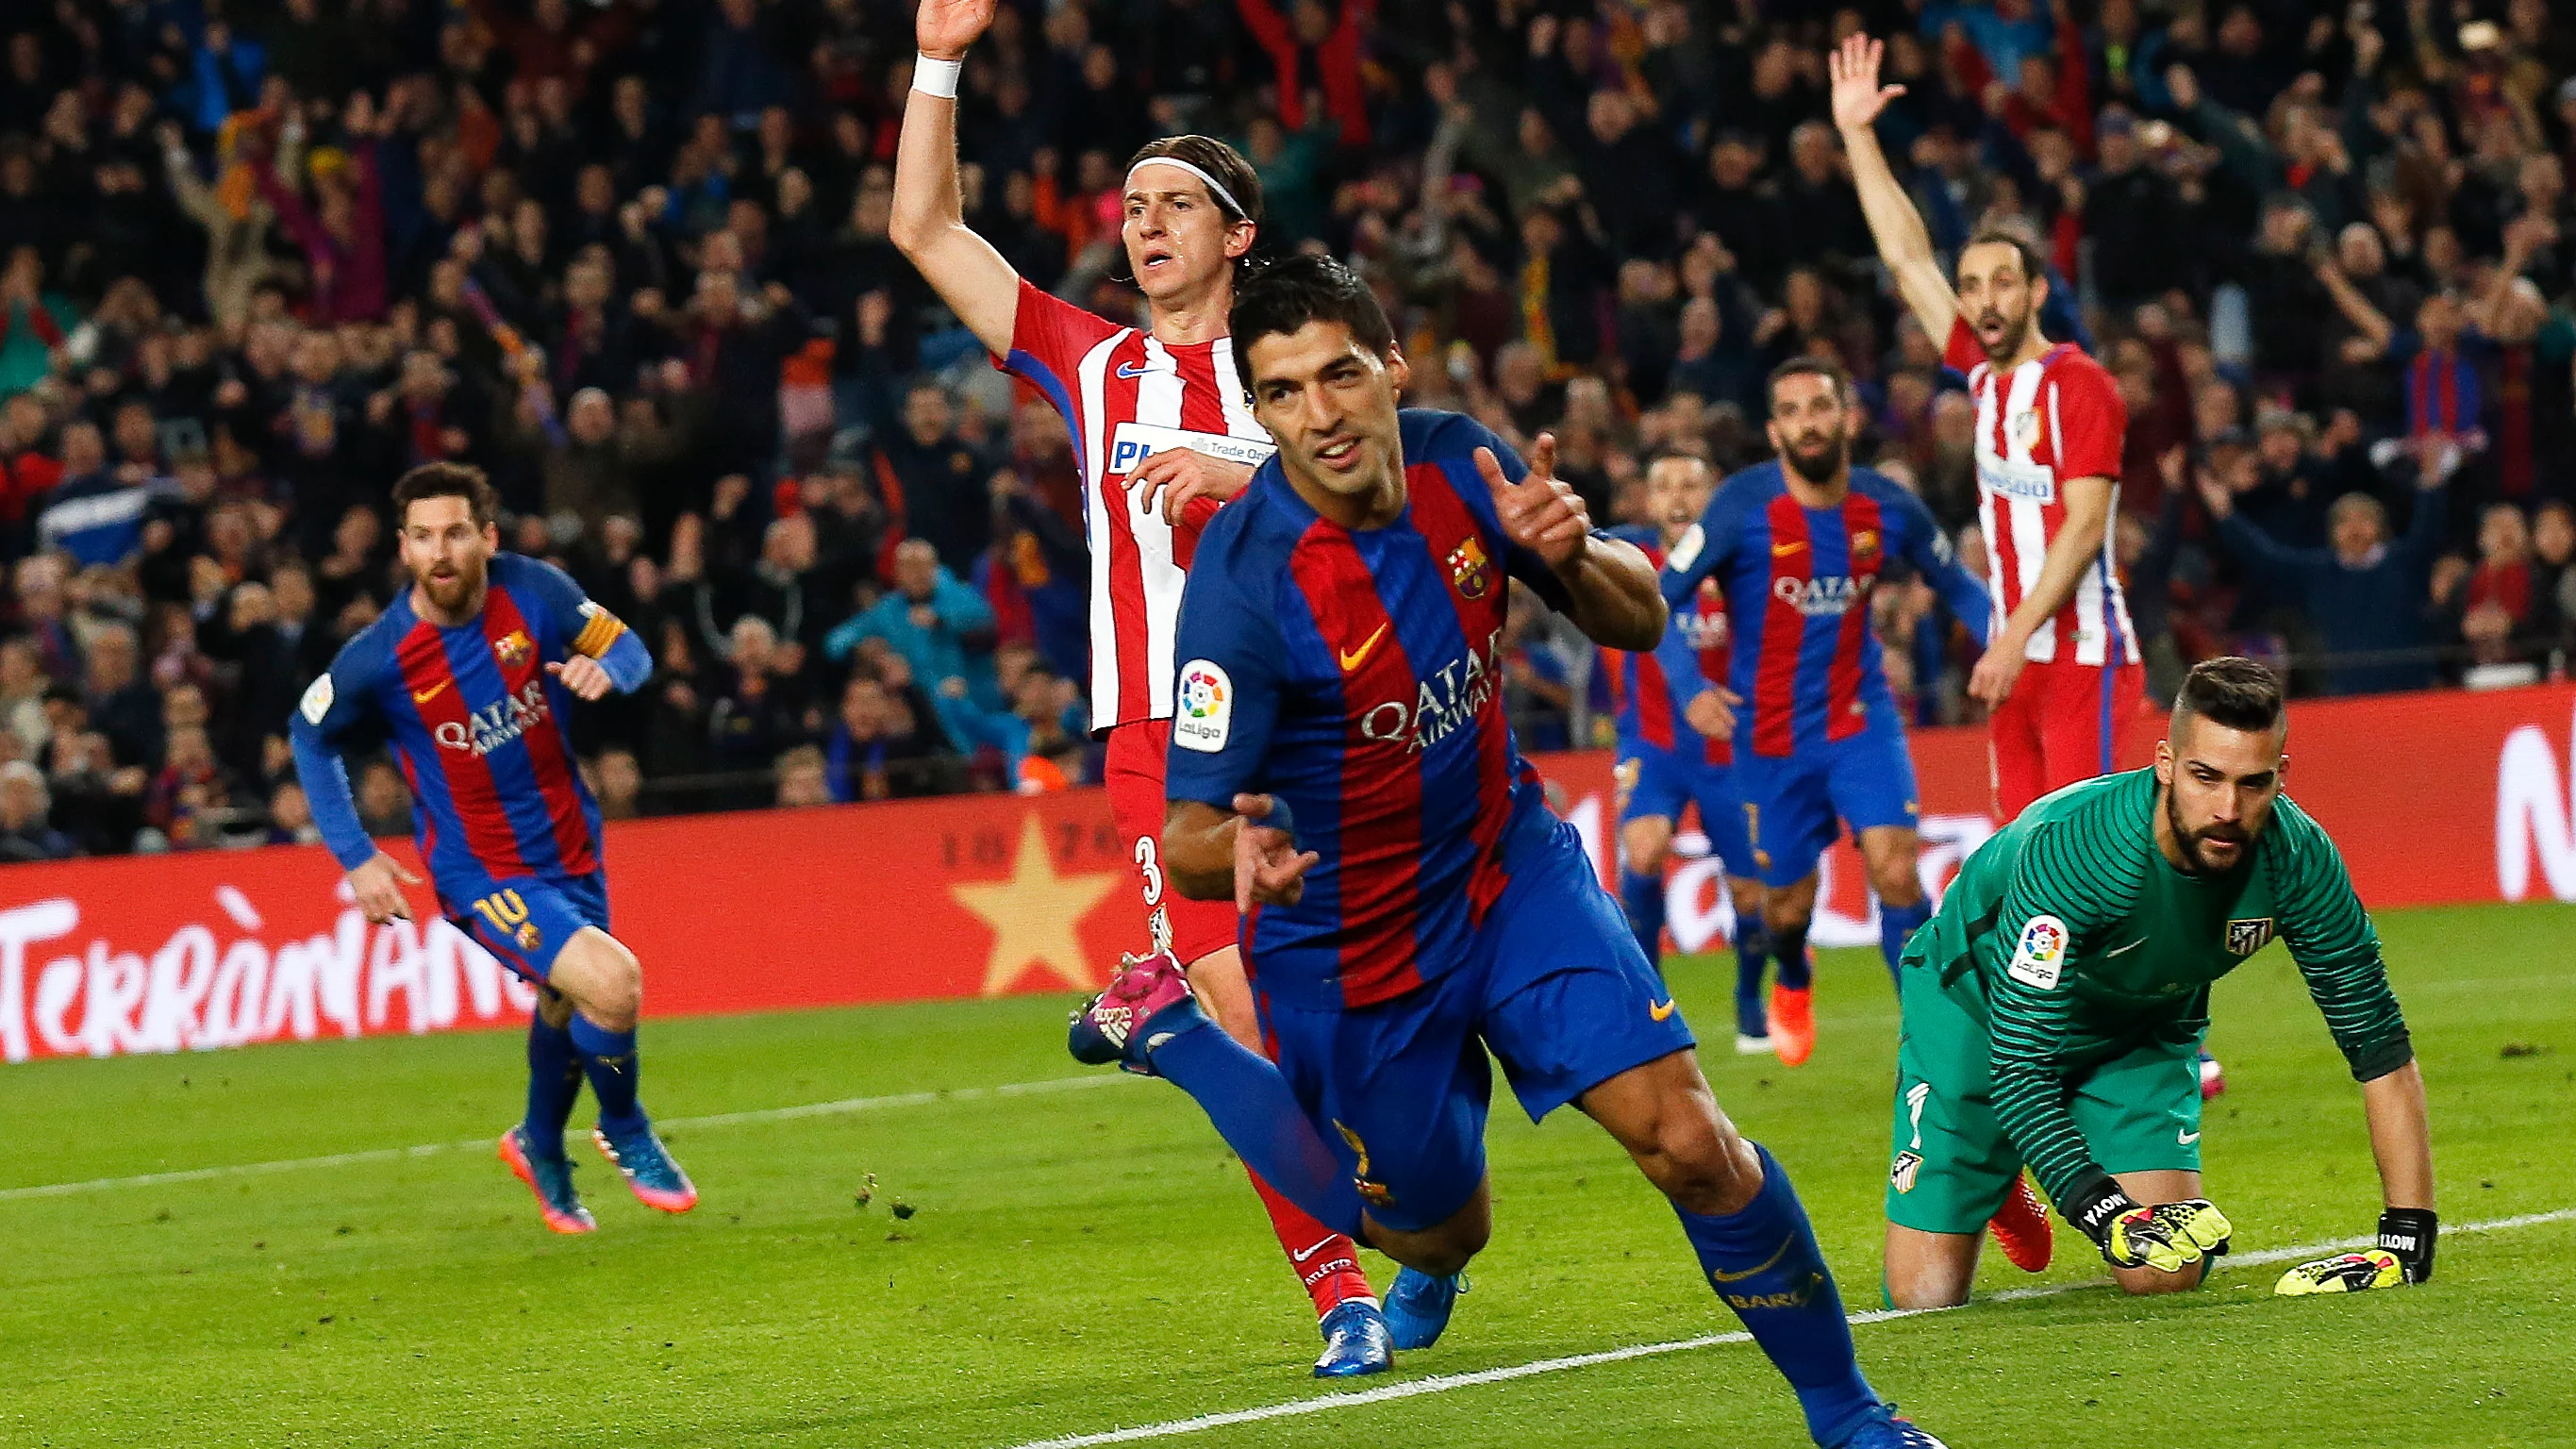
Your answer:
[1,0,2574,859]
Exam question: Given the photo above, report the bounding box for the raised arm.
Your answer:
[1483,438,1665,651]
[889,0,1022,358]
[1831,35,1961,349]
[2317,258,2394,354]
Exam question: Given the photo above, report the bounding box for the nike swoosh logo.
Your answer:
[2178,1128,2202,1144]
[1650,998,1679,1022]
[1708,1235,1792,1284]
[1115,361,1155,378]
[1289,1240,1341,1263]
[1338,623,1389,672]
[2107,938,2149,957]
[1770,541,1805,556]
[411,681,449,705]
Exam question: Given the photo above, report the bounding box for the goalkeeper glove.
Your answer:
[2285,1207,2441,1293]
[2063,1172,2234,1274]
[2378,1207,2437,1283]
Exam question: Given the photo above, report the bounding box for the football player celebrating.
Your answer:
[893,0,1384,1374]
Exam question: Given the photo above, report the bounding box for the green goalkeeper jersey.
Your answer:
[1903,768,2414,1207]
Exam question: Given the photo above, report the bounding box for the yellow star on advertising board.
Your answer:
[952,814,1122,997]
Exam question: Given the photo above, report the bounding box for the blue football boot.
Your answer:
[498,1124,596,1234]
[591,1120,698,1213]
[1312,1299,1393,1378]
[1382,1267,1467,1350]
[1833,1403,1949,1448]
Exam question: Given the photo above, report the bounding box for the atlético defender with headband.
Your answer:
[891,0,1390,1377]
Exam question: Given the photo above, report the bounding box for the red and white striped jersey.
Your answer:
[1945,318,2138,666]
[999,280,1276,730]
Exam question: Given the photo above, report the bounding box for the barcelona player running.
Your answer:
[1662,359,1994,1068]
[1602,454,1772,1050]
[289,463,691,1233]
[1089,257,1943,1448]
[893,0,1384,1374]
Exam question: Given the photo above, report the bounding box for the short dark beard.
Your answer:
[1980,306,2035,361]
[1782,435,1846,486]
[2162,781,2252,874]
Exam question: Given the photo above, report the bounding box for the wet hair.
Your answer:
[390,461,501,529]
[1226,254,1396,396]
[1110,136,1267,286]
[1959,224,2049,287]
[2173,656,2285,735]
[1123,135,1264,227]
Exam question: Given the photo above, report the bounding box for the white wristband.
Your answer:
[913,54,962,100]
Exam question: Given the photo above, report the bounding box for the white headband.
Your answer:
[1124,157,1249,224]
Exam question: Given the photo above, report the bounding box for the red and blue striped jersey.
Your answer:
[1661,462,1991,759]
[1601,525,1733,766]
[1165,410,1572,1010]
[291,553,646,891]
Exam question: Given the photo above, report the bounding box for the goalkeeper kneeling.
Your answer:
[1879,658,2436,1308]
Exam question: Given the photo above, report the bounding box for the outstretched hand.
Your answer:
[916,0,994,59]
[1479,435,1590,571]
[1231,792,1319,913]
[1829,34,1905,132]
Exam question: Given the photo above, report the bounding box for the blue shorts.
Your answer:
[1616,742,1757,878]
[1254,815,1697,1234]
[1737,726,1921,889]
[440,870,611,985]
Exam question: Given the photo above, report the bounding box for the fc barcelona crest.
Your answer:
[2225,917,2276,956]
[1447,538,1493,599]
[494,629,535,670]
[1850,529,1880,559]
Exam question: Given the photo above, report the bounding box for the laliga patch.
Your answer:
[1664,522,1704,574]
[1108,422,1276,479]
[2225,917,2276,956]
[299,674,335,725]
[2007,914,2069,990]
[1172,659,1233,753]
[1890,1151,1922,1194]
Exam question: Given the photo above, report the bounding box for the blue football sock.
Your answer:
[1878,900,1930,991]
[570,1015,645,1133]
[1620,868,1668,969]
[524,1012,582,1158]
[1677,1142,1877,1445]
[1771,919,1812,991]
[1143,1008,1367,1240]
[1734,913,1770,1027]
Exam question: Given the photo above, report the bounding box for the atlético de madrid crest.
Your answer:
[1447,537,1492,599]
[2225,918,2276,956]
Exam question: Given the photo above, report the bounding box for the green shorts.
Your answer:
[1885,959,2204,1235]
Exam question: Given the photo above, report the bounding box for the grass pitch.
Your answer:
[0,902,2569,1448]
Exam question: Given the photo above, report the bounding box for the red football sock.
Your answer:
[1247,1165,1372,1317]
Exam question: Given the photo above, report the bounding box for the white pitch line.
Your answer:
[0,1072,1133,1203]
[1004,1207,2576,1449]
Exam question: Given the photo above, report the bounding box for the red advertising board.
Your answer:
[2,684,2569,1063]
